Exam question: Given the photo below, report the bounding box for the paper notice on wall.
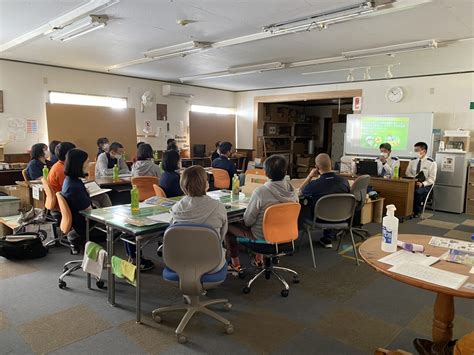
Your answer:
[7,118,27,141]
[441,155,455,172]
[27,119,38,134]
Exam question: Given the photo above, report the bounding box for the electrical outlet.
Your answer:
[429,88,435,95]
[43,77,48,84]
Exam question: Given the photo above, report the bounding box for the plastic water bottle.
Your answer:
[42,166,49,179]
[393,165,399,179]
[131,185,140,214]
[382,204,399,253]
[232,174,240,196]
[112,164,119,181]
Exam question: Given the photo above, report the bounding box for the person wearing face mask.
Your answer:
[96,137,110,158]
[405,141,437,218]
[48,140,61,166]
[131,143,161,178]
[25,143,49,180]
[95,141,130,178]
[376,143,400,178]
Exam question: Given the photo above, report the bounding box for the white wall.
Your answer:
[236,73,474,151]
[0,60,235,154]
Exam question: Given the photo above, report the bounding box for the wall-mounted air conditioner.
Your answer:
[162,84,194,98]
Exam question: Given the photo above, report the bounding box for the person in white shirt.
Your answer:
[95,142,130,178]
[376,143,400,178]
[405,142,437,217]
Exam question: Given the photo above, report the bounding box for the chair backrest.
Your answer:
[87,162,96,179]
[153,184,167,197]
[55,192,72,234]
[245,168,265,175]
[351,174,370,210]
[42,177,57,210]
[163,224,223,295]
[22,168,29,181]
[212,168,230,189]
[131,176,159,201]
[263,202,301,244]
[314,193,357,223]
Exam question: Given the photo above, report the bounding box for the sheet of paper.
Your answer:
[148,212,173,224]
[124,217,158,227]
[470,267,474,274]
[389,262,469,290]
[207,190,231,199]
[429,236,474,253]
[378,250,439,267]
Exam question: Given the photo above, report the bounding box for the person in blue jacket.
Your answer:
[211,141,237,189]
[159,149,183,197]
[26,143,49,180]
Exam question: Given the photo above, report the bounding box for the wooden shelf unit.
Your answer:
[467,165,474,215]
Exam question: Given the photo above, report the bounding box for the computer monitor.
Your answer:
[193,144,206,157]
[357,160,378,176]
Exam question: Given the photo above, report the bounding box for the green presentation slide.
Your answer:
[360,116,409,149]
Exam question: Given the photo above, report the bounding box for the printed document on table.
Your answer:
[389,262,469,290]
[429,236,474,253]
[378,250,439,267]
[148,212,173,224]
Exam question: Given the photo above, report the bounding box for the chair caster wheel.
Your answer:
[293,276,300,284]
[238,271,246,279]
[225,324,234,334]
[177,334,186,344]
[152,312,162,323]
[281,289,289,297]
[224,302,232,310]
[58,280,67,289]
[242,287,251,294]
[96,280,105,289]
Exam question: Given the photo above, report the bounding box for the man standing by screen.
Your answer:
[376,143,400,178]
[405,142,437,218]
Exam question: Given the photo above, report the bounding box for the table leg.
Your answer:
[86,219,91,290]
[432,293,454,343]
[107,226,116,306]
[136,236,141,323]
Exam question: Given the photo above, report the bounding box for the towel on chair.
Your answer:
[85,241,102,261]
[82,242,106,278]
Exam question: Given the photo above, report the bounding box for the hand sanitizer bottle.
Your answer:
[382,204,398,253]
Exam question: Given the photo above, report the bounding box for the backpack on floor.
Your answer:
[0,232,48,260]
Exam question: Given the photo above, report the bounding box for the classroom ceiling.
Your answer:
[0,0,473,91]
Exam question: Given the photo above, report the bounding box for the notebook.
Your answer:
[85,181,112,197]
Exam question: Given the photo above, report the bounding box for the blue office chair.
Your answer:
[151,224,233,344]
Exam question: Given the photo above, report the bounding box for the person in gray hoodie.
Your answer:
[131,143,161,178]
[227,155,298,270]
[170,165,228,273]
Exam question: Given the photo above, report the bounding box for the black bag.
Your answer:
[0,233,48,260]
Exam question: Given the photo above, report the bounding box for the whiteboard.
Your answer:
[345,113,434,158]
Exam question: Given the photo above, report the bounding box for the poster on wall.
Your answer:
[27,119,38,134]
[7,118,27,141]
[441,155,455,172]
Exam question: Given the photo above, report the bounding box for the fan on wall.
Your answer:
[140,90,155,112]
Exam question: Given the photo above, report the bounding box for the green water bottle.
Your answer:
[131,185,140,214]
[112,164,119,181]
[42,166,49,179]
[232,174,240,196]
[393,165,399,179]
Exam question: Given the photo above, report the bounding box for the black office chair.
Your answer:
[350,175,371,240]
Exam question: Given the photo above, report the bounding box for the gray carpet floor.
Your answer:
[1,210,473,354]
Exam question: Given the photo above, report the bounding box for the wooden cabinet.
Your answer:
[466,166,474,215]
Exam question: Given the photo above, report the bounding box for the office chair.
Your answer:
[421,184,435,219]
[131,176,159,201]
[152,184,167,198]
[350,174,370,240]
[212,168,230,189]
[41,178,68,248]
[238,202,301,297]
[151,224,233,344]
[22,168,29,181]
[304,193,358,267]
[87,162,96,179]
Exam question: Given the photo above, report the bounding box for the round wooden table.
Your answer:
[359,234,474,343]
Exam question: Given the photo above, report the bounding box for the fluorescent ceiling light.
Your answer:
[50,15,109,42]
[107,57,152,71]
[302,63,400,77]
[144,41,212,59]
[342,39,438,59]
[0,0,119,52]
[190,105,235,115]
[49,91,127,109]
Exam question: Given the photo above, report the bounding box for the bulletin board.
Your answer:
[46,103,137,160]
[189,111,236,157]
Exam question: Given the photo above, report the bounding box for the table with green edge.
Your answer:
[81,191,249,323]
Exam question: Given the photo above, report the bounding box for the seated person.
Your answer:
[159,149,183,197]
[95,142,130,178]
[131,143,161,178]
[405,141,437,217]
[96,137,109,158]
[211,141,221,162]
[132,142,145,163]
[170,165,228,273]
[26,143,49,180]
[299,153,350,248]
[211,141,237,189]
[226,155,298,271]
[376,142,400,178]
[48,140,61,166]
[49,142,112,210]
[167,141,179,152]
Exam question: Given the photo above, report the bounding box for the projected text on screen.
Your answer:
[360,116,409,150]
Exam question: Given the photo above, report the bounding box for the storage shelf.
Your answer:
[263,121,293,125]
[263,135,292,139]
[266,150,292,153]
[293,135,315,138]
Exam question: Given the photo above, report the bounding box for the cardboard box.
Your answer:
[296,156,315,167]
[293,142,306,155]
[0,184,31,210]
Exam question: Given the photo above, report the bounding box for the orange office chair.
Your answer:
[238,202,301,297]
[22,168,29,181]
[131,176,159,201]
[153,184,167,198]
[87,162,96,179]
[245,168,265,175]
[41,178,67,248]
[212,168,231,189]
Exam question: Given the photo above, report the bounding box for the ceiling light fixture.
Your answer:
[302,63,400,79]
[347,70,355,82]
[385,65,394,78]
[364,67,371,80]
[342,39,438,59]
[0,0,119,52]
[50,15,109,42]
[262,1,380,35]
[144,41,212,59]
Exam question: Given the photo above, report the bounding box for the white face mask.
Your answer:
[113,154,122,160]
[102,143,110,151]
[418,152,424,159]
[44,150,51,159]
[380,152,389,158]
